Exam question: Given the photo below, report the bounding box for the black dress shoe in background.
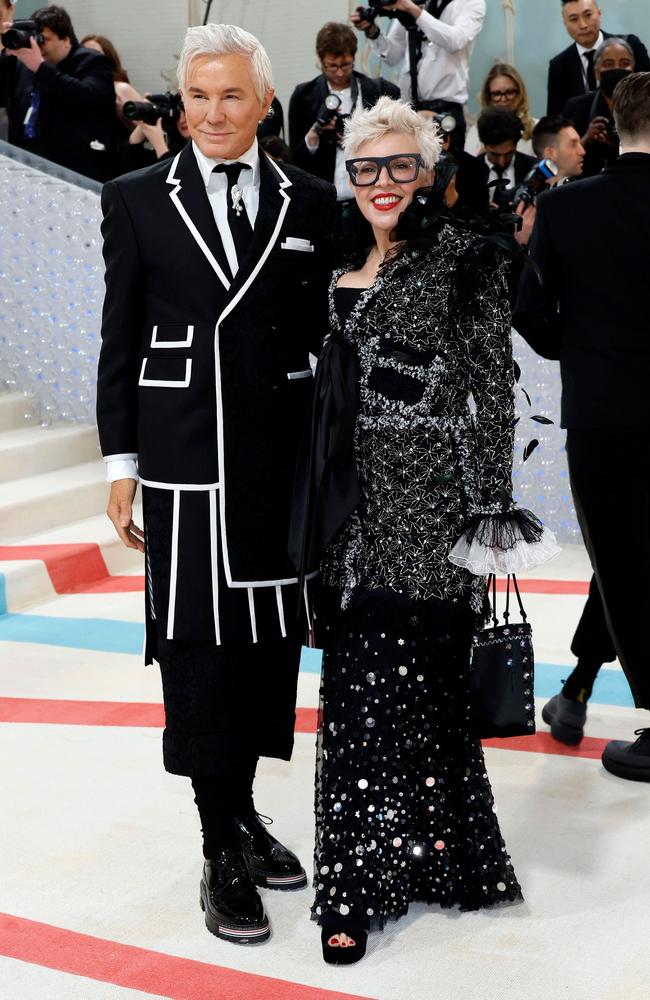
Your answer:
[542,692,587,745]
[602,728,650,782]
[199,848,270,944]
[236,812,308,890]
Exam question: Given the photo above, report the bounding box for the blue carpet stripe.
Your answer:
[0,579,634,707]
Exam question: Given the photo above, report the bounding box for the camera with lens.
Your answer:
[356,1,426,28]
[122,91,183,127]
[493,157,558,211]
[315,93,350,145]
[1,20,45,51]
[605,118,619,146]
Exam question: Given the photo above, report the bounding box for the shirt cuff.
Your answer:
[104,454,139,483]
[305,130,319,152]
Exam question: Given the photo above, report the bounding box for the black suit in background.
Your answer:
[547,31,650,115]
[478,150,535,203]
[513,154,650,709]
[0,44,118,181]
[288,70,400,182]
[563,89,617,177]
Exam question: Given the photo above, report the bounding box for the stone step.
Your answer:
[0,424,101,483]
[0,509,144,613]
[0,392,39,433]
[0,461,108,540]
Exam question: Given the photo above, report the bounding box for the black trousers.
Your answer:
[571,574,617,665]
[566,428,650,709]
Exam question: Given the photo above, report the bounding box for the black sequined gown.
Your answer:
[312,236,523,933]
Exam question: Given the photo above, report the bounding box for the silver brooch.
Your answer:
[230,183,244,216]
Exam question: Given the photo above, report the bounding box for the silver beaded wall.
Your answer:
[0,146,104,427]
[0,147,579,541]
[512,335,579,543]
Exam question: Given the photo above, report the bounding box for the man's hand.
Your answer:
[582,116,614,147]
[107,479,145,553]
[383,0,423,17]
[514,200,537,247]
[10,35,44,72]
[350,9,380,37]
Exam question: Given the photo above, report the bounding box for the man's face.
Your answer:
[562,0,602,49]
[484,140,517,171]
[596,43,635,77]
[547,126,585,178]
[39,26,71,65]
[320,50,354,91]
[181,52,274,160]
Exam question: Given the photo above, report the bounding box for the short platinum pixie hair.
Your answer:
[342,96,443,170]
[595,36,635,68]
[177,23,274,99]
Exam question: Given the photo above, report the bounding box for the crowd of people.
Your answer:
[2,0,649,971]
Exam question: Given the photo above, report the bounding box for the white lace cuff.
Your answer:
[448,524,560,576]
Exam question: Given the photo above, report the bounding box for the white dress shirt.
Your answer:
[105,139,262,484]
[305,83,362,201]
[372,0,486,105]
[576,31,604,92]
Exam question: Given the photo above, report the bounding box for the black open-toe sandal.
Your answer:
[321,925,368,965]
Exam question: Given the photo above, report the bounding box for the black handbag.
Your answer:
[469,574,536,739]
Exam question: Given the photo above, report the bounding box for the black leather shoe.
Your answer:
[602,728,650,782]
[542,692,587,745]
[236,812,307,891]
[199,848,270,944]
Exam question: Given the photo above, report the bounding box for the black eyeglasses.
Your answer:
[345,153,422,186]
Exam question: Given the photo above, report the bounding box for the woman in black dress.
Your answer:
[304,97,558,963]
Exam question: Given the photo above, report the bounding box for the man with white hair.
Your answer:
[96,23,336,945]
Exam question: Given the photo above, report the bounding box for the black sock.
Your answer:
[191,755,258,857]
[562,660,602,703]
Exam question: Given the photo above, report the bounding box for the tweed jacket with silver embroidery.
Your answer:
[322,225,515,611]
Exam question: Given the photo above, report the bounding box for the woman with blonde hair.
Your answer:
[297,95,556,964]
[466,62,537,156]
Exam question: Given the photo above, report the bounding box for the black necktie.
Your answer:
[584,49,597,91]
[212,162,253,268]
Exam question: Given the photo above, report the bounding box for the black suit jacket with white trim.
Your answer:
[97,142,337,588]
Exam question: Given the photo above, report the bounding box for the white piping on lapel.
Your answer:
[214,155,294,588]
[165,153,231,292]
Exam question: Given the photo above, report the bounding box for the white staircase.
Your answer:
[0,391,142,612]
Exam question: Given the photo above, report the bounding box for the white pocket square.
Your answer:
[281,237,314,252]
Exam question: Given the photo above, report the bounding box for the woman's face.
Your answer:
[487,74,520,112]
[348,131,433,235]
[83,38,105,55]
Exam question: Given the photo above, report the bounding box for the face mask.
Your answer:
[599,68,632,98]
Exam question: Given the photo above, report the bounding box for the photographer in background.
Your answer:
[0,0,14,138]
[476,108,535,206]
[352,0,486,151]
[563,36,635,177]
[547,0,649,115]
[0,5,118,180]
[514,73,650,781]
[531,116,585,184]
[289,21,398,239]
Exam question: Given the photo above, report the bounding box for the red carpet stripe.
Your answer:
[0,913,373,1000]
[0,697,608,759]
[0,544,589,596]
[0,544,143,594]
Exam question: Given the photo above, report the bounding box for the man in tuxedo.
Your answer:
[0,4,118,180]
[547,0,650,115]
[476,108,535,206]
[289,21,398,241]
[97,24,336,943]
[513,72,650,783]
